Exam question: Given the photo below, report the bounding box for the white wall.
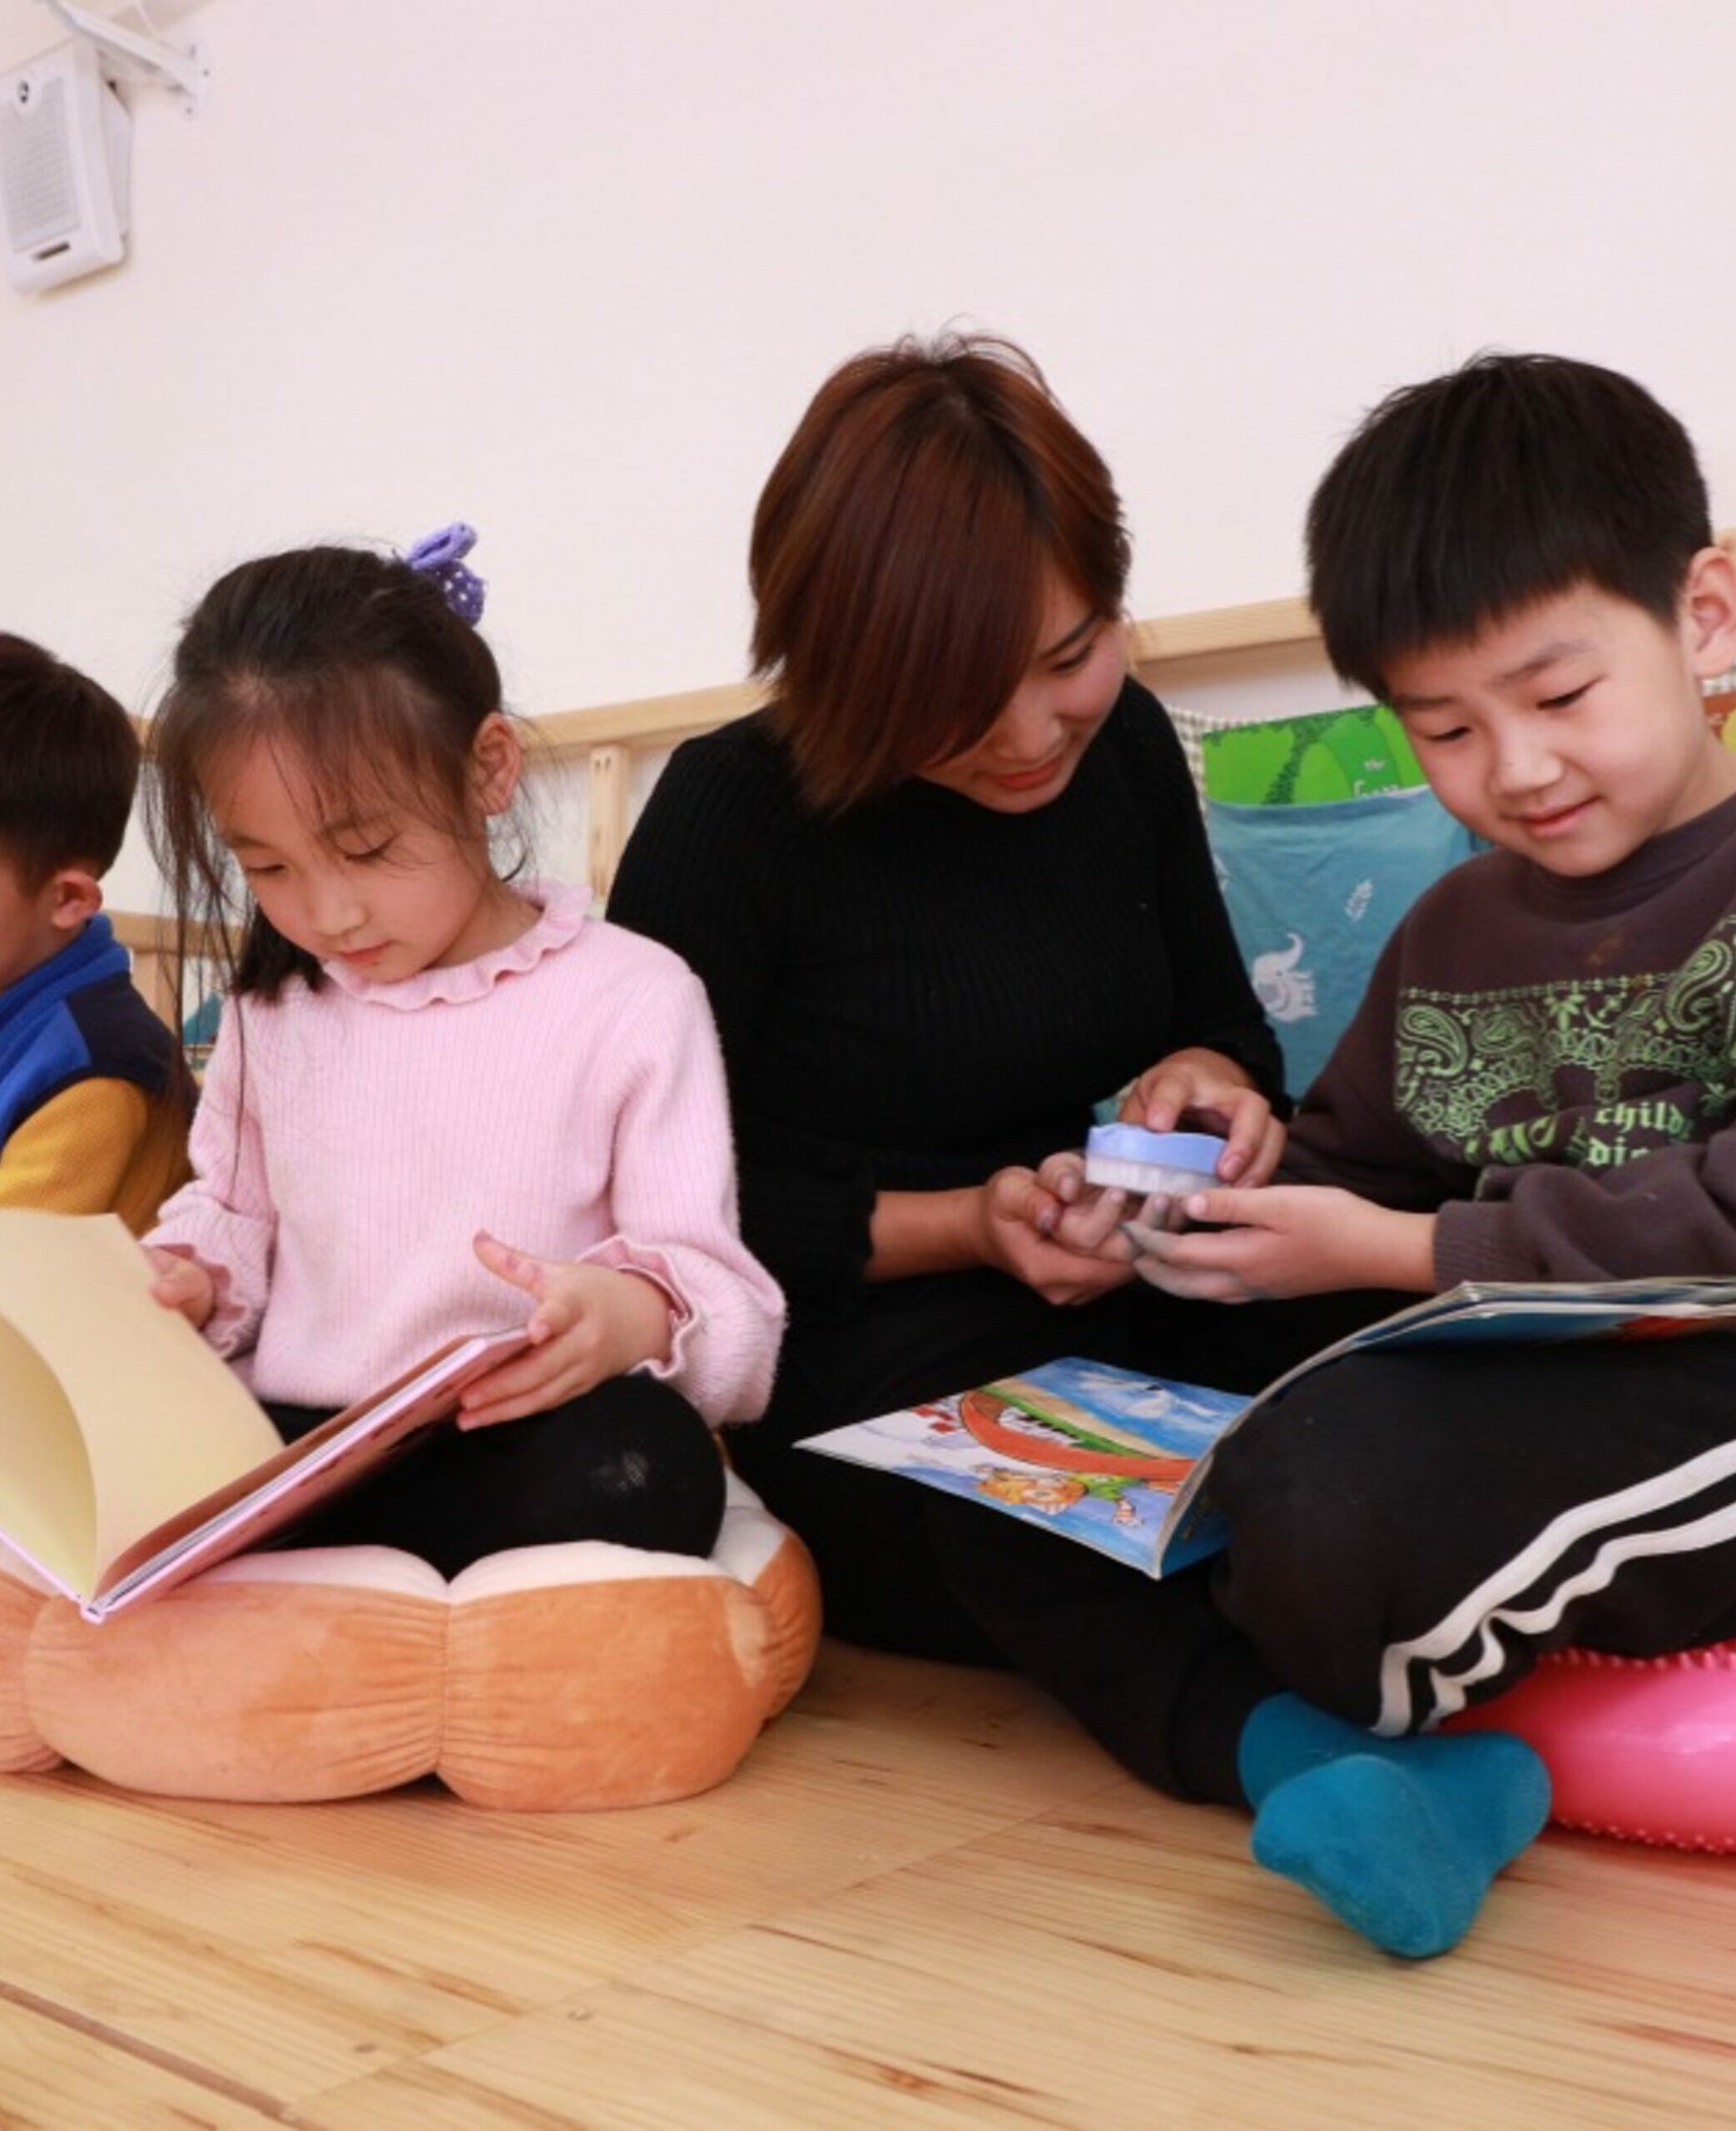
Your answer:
[3,0,1734,910]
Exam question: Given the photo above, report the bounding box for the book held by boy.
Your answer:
[800,1275,1736,1577]
[0,1210,529,1621]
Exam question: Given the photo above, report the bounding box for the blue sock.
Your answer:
[1238,1693,1550,1960]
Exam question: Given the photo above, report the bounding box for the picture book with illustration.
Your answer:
[801,1274,1736,1577]
[0,1210,530,1621]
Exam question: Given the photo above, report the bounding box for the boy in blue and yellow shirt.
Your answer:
[0,635,187,1229]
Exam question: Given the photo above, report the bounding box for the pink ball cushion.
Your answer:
[1447,1639,1736,1850]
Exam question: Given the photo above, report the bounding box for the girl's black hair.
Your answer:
[146,544,532,1016]
[1307,352,1713,699]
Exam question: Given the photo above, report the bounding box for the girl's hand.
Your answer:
[1118,1046,1287,1186]
[145,1246,216,1330]
[462,1231,675,1428]
[973,1167,1138,1304]
[1123,1185,1436,1302]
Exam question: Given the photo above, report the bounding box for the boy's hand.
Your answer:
[462,1231,674,1427]
[1123,1185,1436,1302]
[974,1168,1138,1304]
[1118,1046,1286,1185]
[145,1246,216,1329]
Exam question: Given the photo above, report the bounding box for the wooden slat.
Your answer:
[109,910,231,1030]
[537,594,1331,891]
[1126,593,1319,667]
[109,910,167,952]
[535,678,761,758]
[585,743,632,902]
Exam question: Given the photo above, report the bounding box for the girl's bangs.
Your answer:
[211,666,475,844]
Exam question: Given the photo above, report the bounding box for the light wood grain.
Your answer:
[1,1642,1734,2129]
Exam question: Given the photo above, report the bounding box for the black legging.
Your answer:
[1211,1331,1736,1735]
[264,1372,726,1579]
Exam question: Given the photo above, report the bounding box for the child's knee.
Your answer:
[577,1378,725,1552]
[1213,1353,1436,1563]
[1210,1395,1366,1569]
[1207,1367,1430,1725]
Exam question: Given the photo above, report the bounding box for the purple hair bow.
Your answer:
[404,522,486,623]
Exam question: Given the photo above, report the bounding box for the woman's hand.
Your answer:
[145,1246,216,1330]
[1123,1185,1436,1302]
[970,1167,1138,1304]
[1118,1046,1286,1185]
[1026,1150,1154,1254]
[461,1231,675,1427]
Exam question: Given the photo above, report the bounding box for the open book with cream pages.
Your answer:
[0,1210,529,1621]
[801,1275,1736,1577]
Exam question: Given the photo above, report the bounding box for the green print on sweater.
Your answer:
[1476,1097,1695,1170]
[1395,923,1736,1170]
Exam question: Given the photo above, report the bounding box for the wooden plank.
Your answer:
[1126,593,1319,667]
[3,1646,1736,2126]
[305,1780,1736,2130]
[0,1648,1117,2114]
[108,912,226,957]
[586,744,632,904]
[536,680,762,757]
[108,910,231,1031]
[0,1991,275,2129]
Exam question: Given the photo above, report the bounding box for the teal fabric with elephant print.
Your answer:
[1198,707,1481,1096]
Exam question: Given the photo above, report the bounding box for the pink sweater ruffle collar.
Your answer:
[318,878,589,1008]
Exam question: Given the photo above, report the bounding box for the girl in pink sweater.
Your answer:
[143,530,784,1574]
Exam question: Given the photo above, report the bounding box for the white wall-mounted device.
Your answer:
[0,3,208,294]
[0,38,131,291]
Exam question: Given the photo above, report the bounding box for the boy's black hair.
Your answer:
[0,633,140,887]
[1306,351,1713,698]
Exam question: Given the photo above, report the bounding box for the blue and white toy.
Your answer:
[1083,1125,1227,1196]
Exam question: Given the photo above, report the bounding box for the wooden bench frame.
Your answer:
[545,593,1322,900]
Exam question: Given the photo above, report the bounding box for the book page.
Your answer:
[0,1213,281,1592]
[0,1310,99,1596]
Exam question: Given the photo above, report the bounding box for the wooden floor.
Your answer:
[1,1641,1734,2129]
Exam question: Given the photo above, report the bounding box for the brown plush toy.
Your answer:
[0,1475,821,1808]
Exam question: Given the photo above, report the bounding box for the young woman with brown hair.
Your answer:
[609,335,1327,1641]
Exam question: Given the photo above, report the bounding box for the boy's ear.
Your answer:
[470,713,523,817]
[1683,544,1736,678]
[45,868,102,933]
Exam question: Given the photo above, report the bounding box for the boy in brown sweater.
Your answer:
[1114,355,1736,1946]
[0,635,188,1229]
